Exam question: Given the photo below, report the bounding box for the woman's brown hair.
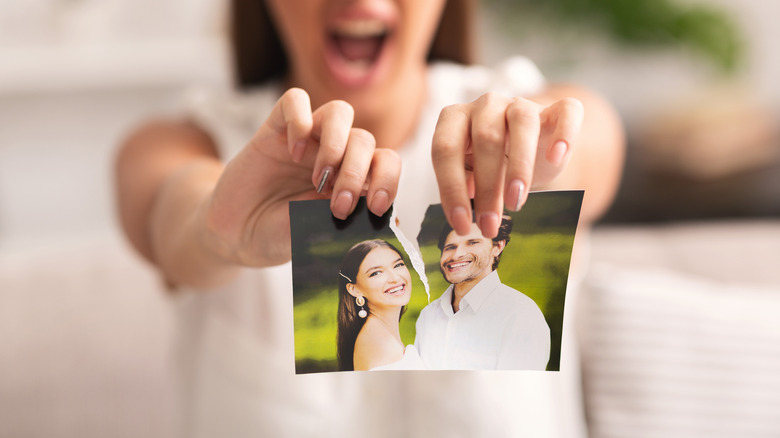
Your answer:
[336,239,407,371]
[230,0,476,88]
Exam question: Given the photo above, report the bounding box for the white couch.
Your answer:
[580,220,780,438]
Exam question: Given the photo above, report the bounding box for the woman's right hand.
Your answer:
[118,88,400,289]
[201,88,401,267]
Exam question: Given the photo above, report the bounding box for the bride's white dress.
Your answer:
[370,345,425,371]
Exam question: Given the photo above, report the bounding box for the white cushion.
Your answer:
[580,263,780,438]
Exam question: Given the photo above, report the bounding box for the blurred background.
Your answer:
[1,0,778,437]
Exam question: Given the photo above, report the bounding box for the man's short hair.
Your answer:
[437,212,514,271]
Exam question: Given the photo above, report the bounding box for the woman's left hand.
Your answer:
[431,92,584,238]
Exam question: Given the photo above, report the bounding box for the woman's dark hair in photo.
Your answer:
[230,0,476,88]
[336,239,405,371]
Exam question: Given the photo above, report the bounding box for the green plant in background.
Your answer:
[483,0,743,73]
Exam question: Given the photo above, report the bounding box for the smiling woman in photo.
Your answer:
[336,239,424,371]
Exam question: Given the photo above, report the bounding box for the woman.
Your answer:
[116,0,624,435]
[336,239,424,371]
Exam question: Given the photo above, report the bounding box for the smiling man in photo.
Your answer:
[415,214,550,370]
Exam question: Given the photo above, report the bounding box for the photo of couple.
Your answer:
[290,191,583,373]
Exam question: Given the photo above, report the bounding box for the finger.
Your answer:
[470,92,513,238]
[541,97,584,166]
[366,148,401,216]
[432,104,473,236]
[504,97,542,213]
[265,88,313,162]
[331,128,376,220]
[310,100,355,193]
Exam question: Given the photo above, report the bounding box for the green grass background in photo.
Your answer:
[291,191,583,373]
[290,198,427,374]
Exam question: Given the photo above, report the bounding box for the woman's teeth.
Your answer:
[333,19,387,38]
[385,284,405,294]
[331,19,388,65]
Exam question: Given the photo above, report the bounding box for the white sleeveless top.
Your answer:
[176,58,586,438]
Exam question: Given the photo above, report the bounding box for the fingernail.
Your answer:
[507,179,526,212]
[316,167,332,194]
[332,190,354,220]
[548,141,568,166]
[478,212,499,238]
[369,190,390,215]
[292,140,306,163]
[451,206,471,235]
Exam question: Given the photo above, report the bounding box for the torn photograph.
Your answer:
[290,191,583,373]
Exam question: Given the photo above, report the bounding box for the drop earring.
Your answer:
[355,296,367,318]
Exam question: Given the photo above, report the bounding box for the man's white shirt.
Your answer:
[415,270,551,370]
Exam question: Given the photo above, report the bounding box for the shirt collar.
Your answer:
[459,270,501,313]
[438,286,456,316]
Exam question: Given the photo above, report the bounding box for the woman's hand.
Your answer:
[203,88,401,267]
[431,92,584,238]
[118,88,401,289]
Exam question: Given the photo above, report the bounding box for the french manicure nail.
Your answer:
[316,167,332,194]
[333,190,354,219]
[292,140,306,163]
[508,179,526,212]
[548,141,568,166]
[369,190,390,215]
[478,212,499,238]
[451,206,471,235]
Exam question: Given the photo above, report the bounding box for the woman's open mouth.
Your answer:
[384,283,406,295]
[325,18,393,87]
